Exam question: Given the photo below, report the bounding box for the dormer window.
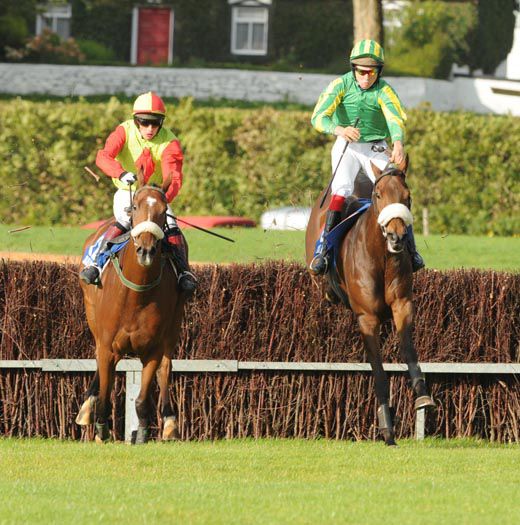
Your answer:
[36,3,72,39]
[229,0,271,56]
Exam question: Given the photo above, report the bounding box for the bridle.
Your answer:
[372,167,413,242]
[114,184,168,293]
[128,184,168,229]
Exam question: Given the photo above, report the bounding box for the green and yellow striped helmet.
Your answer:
[350,39,385,66]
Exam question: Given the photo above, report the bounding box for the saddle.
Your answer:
[324,197,371,307]
[81,232,179,279]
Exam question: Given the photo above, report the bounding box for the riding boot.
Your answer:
[309,210,342,276]
[406,225,425,272]
[166,228,198,297]
[79,223,127,285]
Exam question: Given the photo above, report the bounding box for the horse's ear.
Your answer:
[136,166,145,187]
[371,162,383,178]
[162,172,172,194]
[398,154,409,175]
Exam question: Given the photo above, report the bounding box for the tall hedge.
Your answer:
[0,98,518,235]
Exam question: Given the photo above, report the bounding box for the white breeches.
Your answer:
[113,189,177,230]
[330,138,390,198]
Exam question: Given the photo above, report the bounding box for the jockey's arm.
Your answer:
[161,139,184,203]
[95,125,127,178]
[377,85,407,164]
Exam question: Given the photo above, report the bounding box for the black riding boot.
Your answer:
[309,210,341,276]
[406,225,425,272]
[166,229,198,297]
[79,223,127,285]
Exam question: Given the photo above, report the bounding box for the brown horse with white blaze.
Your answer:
[305,159,435,445]
[76,169,185,443]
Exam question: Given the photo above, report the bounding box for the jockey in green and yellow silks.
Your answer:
[79,91,197,295]
[309,39,424,276]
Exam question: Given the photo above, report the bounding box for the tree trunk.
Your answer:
[353,0,384,45]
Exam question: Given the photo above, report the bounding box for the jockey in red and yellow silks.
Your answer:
[79,92,197,295]
[309,40,424,276]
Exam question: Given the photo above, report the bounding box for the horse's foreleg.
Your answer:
[134,353,162,444]
[76,370,100,425]
[94,349,117,443]
[358,313,396,446]
[391,299,435,410]
[157,355,179,441]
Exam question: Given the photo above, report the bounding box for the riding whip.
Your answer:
[167,214,235,243]
[319,117,360,208]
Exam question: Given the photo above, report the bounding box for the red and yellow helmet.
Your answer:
[132,92,166,118]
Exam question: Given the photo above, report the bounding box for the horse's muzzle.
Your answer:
[386,232,405,253]
[136,244,157,267]
[381,227,405,253]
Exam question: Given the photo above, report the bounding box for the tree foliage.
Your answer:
[463,0,519,74]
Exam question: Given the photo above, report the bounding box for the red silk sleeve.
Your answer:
[95,125,127,178]
[162,139,184,202]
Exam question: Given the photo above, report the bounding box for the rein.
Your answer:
[110,253,165,292]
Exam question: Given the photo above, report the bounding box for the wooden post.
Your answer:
[422,207,429,237]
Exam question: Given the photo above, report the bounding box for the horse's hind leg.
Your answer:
[358,313,396,446]
[134,353,162,444]
[76,370,100,426]
[391,299,435,410]
[157,355,179,441]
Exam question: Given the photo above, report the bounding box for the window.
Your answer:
[36,4,72,40]
[231,6,269,55]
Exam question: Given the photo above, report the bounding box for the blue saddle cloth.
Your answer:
[314,198,371,270]
[82,235,129,269]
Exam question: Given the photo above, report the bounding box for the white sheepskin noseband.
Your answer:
[377,203,413,227]
[131,221,165,240]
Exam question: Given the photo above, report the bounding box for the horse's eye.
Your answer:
[132,206,137,211]
[375,192,381,199]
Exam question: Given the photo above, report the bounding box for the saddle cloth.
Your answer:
[313,198,371,269]
[82,235,128,269]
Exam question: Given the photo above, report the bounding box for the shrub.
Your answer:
[6,29,85,64]
[0,14,28,59]
[76,39,115,62]
[0,98,518,236]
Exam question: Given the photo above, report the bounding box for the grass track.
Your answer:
[0,438,519,525]
[0,225,519,271]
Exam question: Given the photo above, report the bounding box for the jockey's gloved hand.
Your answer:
[119,172,136,185]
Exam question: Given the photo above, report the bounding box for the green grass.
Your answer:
[0,225,519,271]
[0,438,518,525]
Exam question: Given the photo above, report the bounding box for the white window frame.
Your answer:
[231,5,269,56]
[36,3,72,39]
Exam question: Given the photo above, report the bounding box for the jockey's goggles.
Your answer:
[353,66,378,77]
[134,116,163,127]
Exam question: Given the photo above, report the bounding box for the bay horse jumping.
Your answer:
[305,159,435,445]
[76,169,185,444]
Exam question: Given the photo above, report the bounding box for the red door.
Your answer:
[137,7,173,65]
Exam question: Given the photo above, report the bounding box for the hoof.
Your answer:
[162,417,180,441]
[95,434,107,445]
[75,396,96,426]
[415,395,436,410]
[134,425,149,445]
[382,429,397,446]
[94,421,110,443]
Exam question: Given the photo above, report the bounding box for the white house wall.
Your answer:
[0,63,518,116]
